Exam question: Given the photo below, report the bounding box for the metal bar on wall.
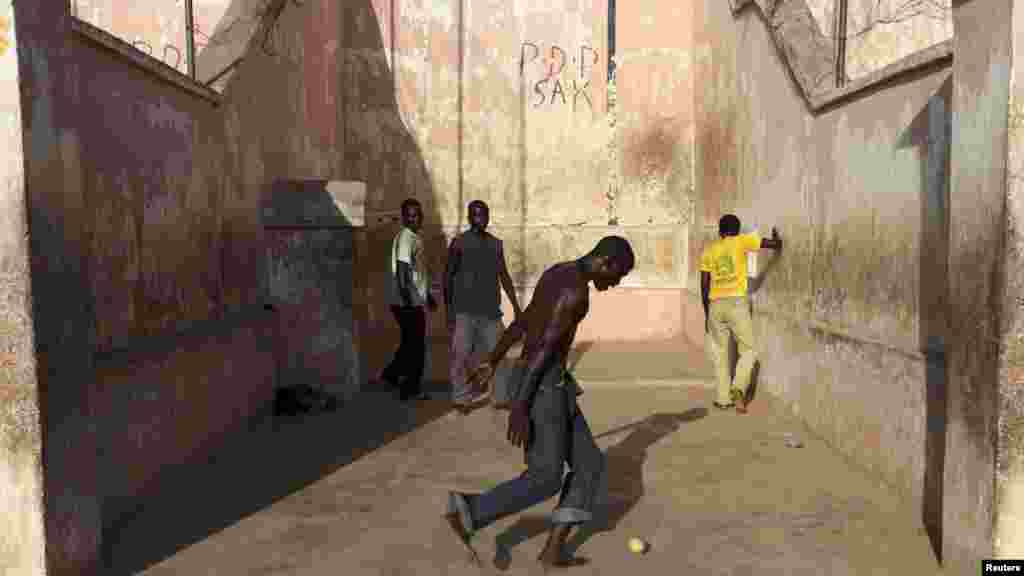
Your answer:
[185,0,196,79]
[834,0,848,87]
[608,0,616,81]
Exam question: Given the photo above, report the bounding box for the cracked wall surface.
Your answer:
[698,0,954,561]
[844,0,952,81]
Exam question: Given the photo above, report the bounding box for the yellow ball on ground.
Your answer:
[628,537,646,554]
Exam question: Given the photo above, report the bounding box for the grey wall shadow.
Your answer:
[896,74,952,564]
[490,409,707,570]
[742,250,782,403]
[101,0,450,572]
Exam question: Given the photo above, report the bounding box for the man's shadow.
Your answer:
[492,408,707,570]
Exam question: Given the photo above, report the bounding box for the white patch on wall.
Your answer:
[431,0,455,32]
[145,98,193,135]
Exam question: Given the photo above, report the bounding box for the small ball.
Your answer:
[628,537,646,554]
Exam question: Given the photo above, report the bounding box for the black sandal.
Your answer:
[712,401,734,410]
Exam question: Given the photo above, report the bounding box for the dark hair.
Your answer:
[468,199,488,212]
[719,214,741,237]
[589,235,635,271]
[401,198,421,212]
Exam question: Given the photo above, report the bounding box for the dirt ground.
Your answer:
[112,347,942,576]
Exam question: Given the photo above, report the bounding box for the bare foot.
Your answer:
[537,525,586,570]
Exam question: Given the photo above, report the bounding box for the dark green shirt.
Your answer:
[453,231,503,319]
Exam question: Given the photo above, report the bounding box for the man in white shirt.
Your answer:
[380,198,437,401]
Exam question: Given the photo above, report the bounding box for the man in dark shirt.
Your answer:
[444,236,635,569]
[444,200,521,411]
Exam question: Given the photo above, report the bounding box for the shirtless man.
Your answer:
[444,235,635,569]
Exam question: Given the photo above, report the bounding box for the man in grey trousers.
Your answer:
[444,200,521,412]
[444,236,636,569]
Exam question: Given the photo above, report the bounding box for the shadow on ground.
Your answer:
[104,390,454,575]
[490,408,707,570]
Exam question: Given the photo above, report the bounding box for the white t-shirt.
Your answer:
[390,227,429,306]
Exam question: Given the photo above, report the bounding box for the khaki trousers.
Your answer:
[708,296,757,405]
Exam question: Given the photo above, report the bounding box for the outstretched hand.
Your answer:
[507,401,531,448]
[466,361,495,397]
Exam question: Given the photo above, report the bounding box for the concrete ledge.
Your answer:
[729,0,954,115]
[810,40,954,113]
[262,180,367,228]
[70,18,222,106]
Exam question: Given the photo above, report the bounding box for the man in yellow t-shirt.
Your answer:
[699,214,782,413]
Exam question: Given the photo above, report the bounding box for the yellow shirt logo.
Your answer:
[700,232,761,300]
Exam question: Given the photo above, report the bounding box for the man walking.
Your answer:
[445,236,635,569]
[444,200,522,412]
[380,198,437,401]
[700,214,782,413]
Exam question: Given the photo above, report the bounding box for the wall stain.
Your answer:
[0,16,10,56]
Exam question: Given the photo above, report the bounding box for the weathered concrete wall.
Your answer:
[945,0,1017,570]
[214,0,702,388]
[218,0,442,382]
[14,1,280,572]
[69,0,191,76]
[845,0,952,81]
[14,1,106,572]
[445,0,696,345]
[61,31,282,553]
[696,0,953,561]
[263,180,365,402]
[0,3,46,575]
[995,0,1024,559]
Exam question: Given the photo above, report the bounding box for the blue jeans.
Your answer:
[458,367,605,530]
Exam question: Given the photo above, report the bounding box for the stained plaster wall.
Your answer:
[995,0,1024,561]
[12,0,281,572]
[217,0,702,386]
[696,0,953,559]
[947,0,1023,570]
[844,0,952,82]
[383,0,698,351]
[75,0,702,389]
[435,0,694,348]
[218,0,443,382]
[0,3,46,575]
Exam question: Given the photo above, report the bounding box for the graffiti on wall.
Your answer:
[519,42,599,111]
